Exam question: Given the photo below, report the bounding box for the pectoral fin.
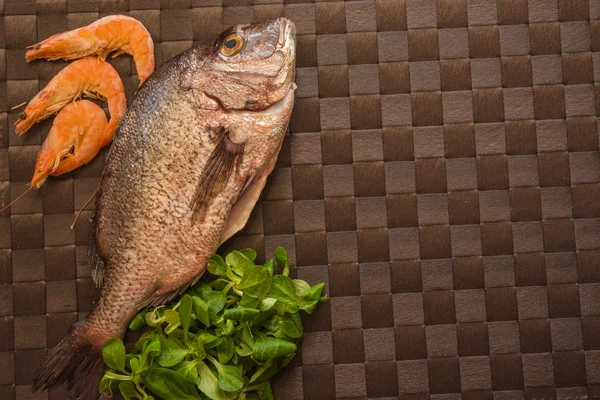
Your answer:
[220,173,268,244]
[220,156,277,244]
[191,129,244,224]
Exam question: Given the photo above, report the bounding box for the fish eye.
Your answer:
[220,33,244,57]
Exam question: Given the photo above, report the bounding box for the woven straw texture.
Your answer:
[1,0,600,399]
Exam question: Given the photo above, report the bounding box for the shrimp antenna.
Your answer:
[71,182,101,229]
[11,101,27,110]
[0,185,34,214]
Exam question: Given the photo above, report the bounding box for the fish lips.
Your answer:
[270,18,296,107]
[278,18,297,51]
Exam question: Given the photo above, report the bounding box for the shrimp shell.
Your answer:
[15,57,126,149]
[26,14,155,86]
[30,100,108,188]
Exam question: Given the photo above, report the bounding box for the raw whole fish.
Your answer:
[32,17,296,400]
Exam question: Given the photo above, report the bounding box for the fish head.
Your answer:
[198,18,296,114]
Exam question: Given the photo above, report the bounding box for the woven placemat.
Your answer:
[1,0,600,399]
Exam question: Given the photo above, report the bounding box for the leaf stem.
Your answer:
[241,385,262,392]
[104,371,133,381]
[134,379,150,400]
[204,353,218,366]
[223,280,236,295]
[172,299,182,311]
[164,322,181,335]
[226,269,240,283]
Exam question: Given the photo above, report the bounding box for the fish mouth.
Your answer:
[204,80,296,117]
[234,82,296,117]
[278,18,296,50]
[257,83,296,116]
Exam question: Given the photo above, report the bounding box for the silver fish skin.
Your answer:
[32,18,296,400]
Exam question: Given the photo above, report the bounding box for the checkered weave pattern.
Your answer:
[1,0,600,399]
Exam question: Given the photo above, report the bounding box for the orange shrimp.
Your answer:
[26,15,155,86]
[30,100,108,188]
[0,100,107,212]
[15,57,126,149]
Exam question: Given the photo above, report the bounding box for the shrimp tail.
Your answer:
[32,322,104,400]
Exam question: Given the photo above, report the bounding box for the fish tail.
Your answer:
[32,322,105,400]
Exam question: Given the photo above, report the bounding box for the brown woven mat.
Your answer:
[1,0,600,399]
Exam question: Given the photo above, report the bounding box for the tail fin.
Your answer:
[32,325,105,400]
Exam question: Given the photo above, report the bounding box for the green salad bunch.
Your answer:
[99,247,326,400]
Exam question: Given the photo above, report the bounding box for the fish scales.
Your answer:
[32,18,296,400]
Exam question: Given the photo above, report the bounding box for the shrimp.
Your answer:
[26,15,155,86]
[0,100,107,212]
[15,57,126,150]
[30,100,108,188]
